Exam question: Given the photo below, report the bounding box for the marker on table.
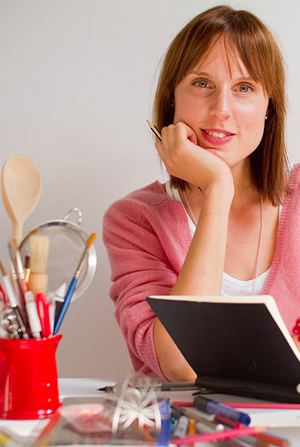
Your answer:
[98,381,200,393]
[157,399,171,447]
[171,406,224,431]
[193,395,251,426]
[172,415,189,439]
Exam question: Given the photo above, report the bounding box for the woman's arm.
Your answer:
[153,123,234,380]
[103,124,234,381]
[154,185,232,380]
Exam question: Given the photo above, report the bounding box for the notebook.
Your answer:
[147,295,300,402]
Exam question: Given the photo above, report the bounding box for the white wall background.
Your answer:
[0,0,299,381]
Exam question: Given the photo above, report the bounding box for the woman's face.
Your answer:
[173,36,269,170]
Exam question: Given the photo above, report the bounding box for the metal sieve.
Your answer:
[19,208,97,301]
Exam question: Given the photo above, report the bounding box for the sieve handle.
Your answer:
[63,208,83,225]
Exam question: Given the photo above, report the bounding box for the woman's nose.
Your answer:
[209,88,232,121]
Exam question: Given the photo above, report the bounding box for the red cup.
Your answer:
[0,334,62,419]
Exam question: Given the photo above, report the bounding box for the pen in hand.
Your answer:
[147,120,162,142]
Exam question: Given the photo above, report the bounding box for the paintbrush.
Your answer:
[8,239,28,308]
[24,254,30,284]
[147,120,162,141]
[27,235,49,296]
[53,232,97,334]
[0,260,29,338]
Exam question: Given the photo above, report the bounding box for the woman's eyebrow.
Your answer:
[188,71,255,82]
[188,70,211,77]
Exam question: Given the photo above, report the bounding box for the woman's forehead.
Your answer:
[192,36,249,79]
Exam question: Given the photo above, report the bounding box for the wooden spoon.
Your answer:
[1,156,42,245]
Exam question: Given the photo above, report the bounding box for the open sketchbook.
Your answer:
[147,295,300,402]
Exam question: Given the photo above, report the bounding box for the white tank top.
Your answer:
[165,181,270,296]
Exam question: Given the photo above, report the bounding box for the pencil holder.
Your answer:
[0,334,62,419]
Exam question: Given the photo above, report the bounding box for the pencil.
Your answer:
[171,426,265,445]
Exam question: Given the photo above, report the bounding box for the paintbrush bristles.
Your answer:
[86,232,97,249]
[74,232,97,277]
[29,235,49,273]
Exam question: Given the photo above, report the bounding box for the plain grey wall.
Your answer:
[0,0,298,381]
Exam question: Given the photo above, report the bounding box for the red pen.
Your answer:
[215,413,242,428]
[36,293,51,337]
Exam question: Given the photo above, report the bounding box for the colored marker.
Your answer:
[194,396,251,426]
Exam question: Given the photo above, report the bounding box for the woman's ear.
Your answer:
[170,94,175,108]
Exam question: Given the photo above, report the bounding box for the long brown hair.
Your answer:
[153,5,289,205]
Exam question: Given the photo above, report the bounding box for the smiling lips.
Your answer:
[201,128,236,145]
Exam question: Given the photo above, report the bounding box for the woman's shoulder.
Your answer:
[103,181,171,221]
[123,181,169,206]
[288,163,300,190]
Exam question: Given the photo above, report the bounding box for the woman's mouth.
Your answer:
[201,128,235,145]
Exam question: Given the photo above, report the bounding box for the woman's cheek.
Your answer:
[174,95,206,125]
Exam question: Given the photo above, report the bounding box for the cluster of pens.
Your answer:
[169,396,288,446]
[0,232,96,340]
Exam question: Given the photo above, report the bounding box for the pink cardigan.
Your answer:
[103,164,300,379]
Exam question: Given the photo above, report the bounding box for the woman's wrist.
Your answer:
[201,180,234,216]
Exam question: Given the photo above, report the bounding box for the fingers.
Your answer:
[154,122,198,179]
[155,122,197,153]
[153,120,232,193]
[174,122,198,146]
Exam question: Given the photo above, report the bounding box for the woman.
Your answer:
[103,5,299,381]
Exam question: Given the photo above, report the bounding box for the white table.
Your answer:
[0,378,114,443]
[0,378,300,446]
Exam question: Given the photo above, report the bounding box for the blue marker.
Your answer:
[193,395,251,426]
[157,399,171,447]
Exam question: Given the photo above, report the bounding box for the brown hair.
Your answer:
[153,5,289,205]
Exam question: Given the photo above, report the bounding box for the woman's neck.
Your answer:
[231,160,252,191]
[230,160,257,206]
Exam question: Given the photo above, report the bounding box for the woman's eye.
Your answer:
[193,79,209,88]
[238,84,253,93]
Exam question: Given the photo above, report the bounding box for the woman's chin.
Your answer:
[204,148,229,163]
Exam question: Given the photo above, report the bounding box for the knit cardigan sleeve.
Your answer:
[103,186,185,378]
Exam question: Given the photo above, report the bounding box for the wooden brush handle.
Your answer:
[28,273,48,296]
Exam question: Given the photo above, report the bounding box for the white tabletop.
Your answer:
[0,378,300,446]
[0,378,114,441]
